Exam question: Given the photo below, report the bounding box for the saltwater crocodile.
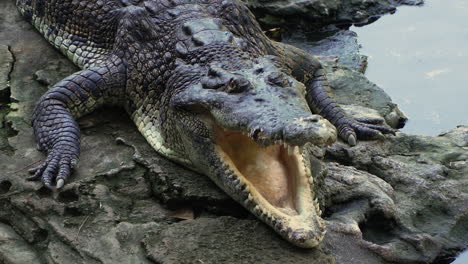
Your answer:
[16,0,394,247]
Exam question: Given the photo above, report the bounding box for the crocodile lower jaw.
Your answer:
[214,126,325,247]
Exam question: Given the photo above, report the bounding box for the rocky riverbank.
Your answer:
[1,0,466,263]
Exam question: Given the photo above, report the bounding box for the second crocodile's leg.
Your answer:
[28,57,126,189]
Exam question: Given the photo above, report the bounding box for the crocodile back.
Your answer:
[16,0,121,68]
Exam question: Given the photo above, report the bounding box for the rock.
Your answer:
[284,28,368,72]
[142,216,335,264]
[0,223,41,264]
[0,45,13,100]
[242,0,424,28]
[33,60,77,87]
[325,126,468,263]
[0,0,465,263]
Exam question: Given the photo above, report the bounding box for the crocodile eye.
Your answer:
[234,75,250,89]
[201,65,250,93]
[267,72,289,87]
[223,76,250,93]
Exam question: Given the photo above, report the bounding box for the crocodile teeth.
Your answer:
[314,202,320,211]
[267,212,273,220]
[320,224,326,232]
[253,205,260,213]
[274,221,281,229]
[286,145,299,156]
[308,177,314,184]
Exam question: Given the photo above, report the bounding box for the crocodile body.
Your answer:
[16,0,393,247]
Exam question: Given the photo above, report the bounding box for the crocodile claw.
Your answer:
[347,134,357,146]
[27,147,76,189]
[56,179,65,189]
[374,131,386,141]
[338,118,395,146]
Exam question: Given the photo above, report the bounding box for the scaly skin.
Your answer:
[16,0,394,247]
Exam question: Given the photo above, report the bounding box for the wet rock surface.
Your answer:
[283,28,368,73]
[0,0,466,264]
[242,0,424,28]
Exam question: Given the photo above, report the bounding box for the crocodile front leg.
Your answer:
[29,58,126,189]
[306,60,395,145]
[273,43,394,146]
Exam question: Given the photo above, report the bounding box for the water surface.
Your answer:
[352,0,468,135]
[452,249,468,264]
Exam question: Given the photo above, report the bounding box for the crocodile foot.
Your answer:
[337,118,395,146]
[28,145,77,189]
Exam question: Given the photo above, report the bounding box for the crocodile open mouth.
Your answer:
[214,122,325,217]
[211,125,325,247]
[215,126,304,216]
[213,125,325,247]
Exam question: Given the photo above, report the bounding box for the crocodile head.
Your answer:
[168,55,337,247]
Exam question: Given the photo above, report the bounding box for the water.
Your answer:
[352,0,468,135]
[452,250,468,264]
